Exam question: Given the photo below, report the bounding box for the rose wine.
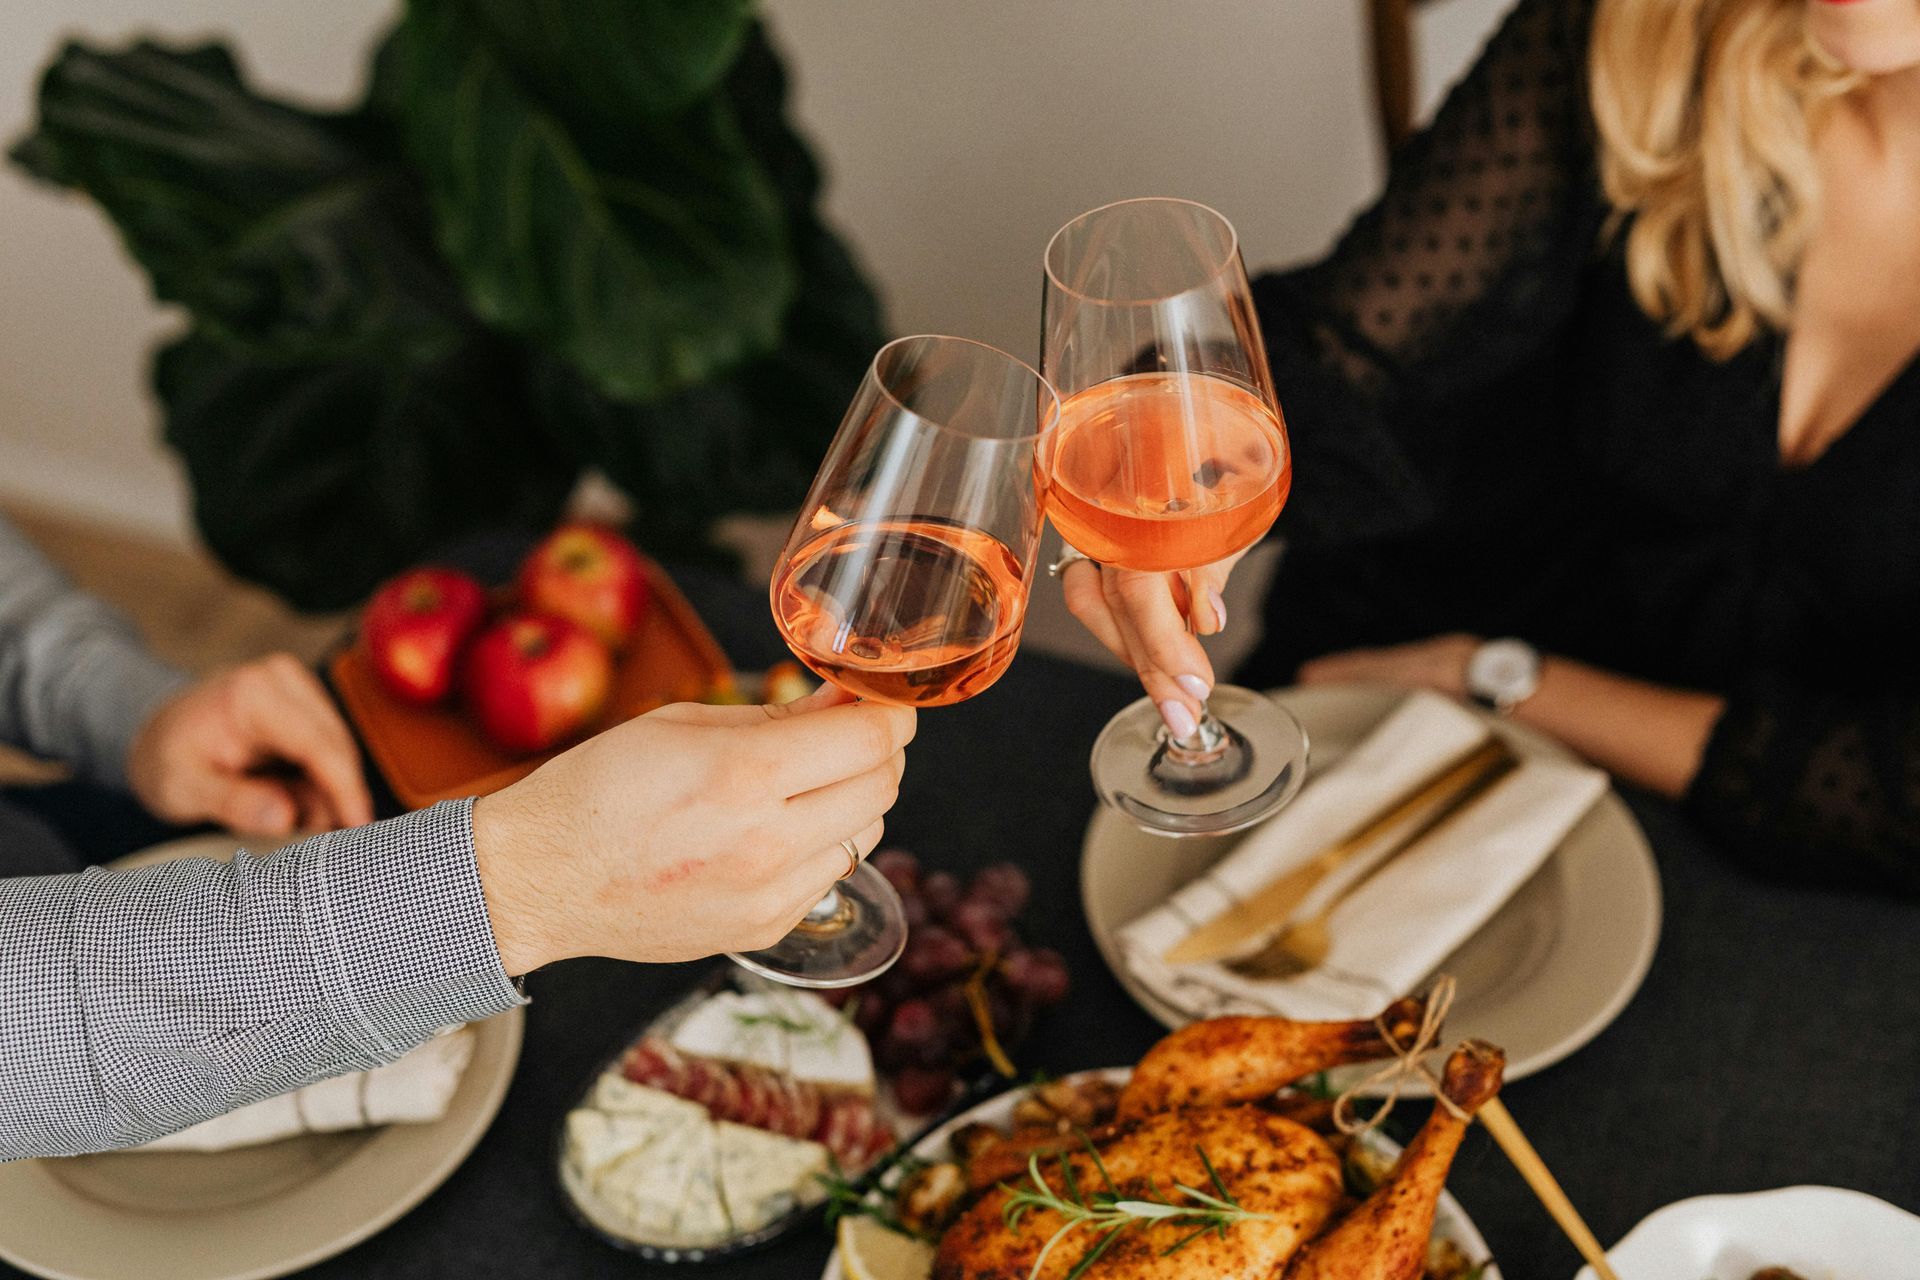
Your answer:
[1047,372,1290,572]
[771,519,1026,707]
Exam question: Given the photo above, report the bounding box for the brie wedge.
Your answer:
[668,991,874,1095]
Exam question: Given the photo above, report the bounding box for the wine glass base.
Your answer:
[727,862,908,988]
[1090,685,1309,837]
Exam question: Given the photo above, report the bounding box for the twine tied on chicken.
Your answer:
[1331,974,1470,1136]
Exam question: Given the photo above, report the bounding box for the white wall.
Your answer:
[0,0,1511,546]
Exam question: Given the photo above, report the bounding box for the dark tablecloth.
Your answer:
[15,566,1916,1280]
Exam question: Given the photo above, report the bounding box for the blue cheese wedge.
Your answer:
[562,1044,846,1247]
[669,1123,732,1244]
[668,991,874,1096]
[713,1120,831,1233]
[596,1117,722,1243]
[589,1073,705,1120]
[565,1108,696,1184]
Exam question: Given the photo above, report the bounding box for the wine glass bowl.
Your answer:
[735,335,1059,987]
[771,335,1056,708]
[1040,198,1309,837]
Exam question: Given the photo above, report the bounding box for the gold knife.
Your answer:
[1162,737,1514,966]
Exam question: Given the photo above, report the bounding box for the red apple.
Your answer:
[516,524,651,650]
[361,567,488,706]
[462,612,613,753]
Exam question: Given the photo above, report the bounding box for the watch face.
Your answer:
[1469,638,1540,707]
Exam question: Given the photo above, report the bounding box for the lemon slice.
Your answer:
[837,1216,936,1280]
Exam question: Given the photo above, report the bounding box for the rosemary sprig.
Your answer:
[732,1010,816,1036]
[999,1143,1272,1280]
[816,1154,937,1243]
[731,991,855,1047]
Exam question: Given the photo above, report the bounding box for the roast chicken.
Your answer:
[930,995,1504,1280]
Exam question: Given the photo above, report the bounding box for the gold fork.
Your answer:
[1226,749,1519,981]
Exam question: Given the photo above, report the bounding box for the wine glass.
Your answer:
[1039,197,1309,836]
[730,334,1060,987]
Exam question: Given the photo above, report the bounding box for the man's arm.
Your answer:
[0,516,187,787]
[0,799,524,1160]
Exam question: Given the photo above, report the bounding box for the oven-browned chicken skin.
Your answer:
[1117,996,1430,1120]
[933,998,1505,1280]
[932,1106,1343,1280]
[1284,1040,1504,1280]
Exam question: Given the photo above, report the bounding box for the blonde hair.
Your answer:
[1590,0,1859,358]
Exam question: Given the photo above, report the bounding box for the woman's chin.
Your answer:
[1807,0,1920,75]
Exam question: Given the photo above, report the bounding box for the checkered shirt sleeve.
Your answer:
[0,798,526,1160]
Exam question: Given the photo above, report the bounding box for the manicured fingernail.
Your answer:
[1176,674,1211,701]
[1208,589,1228,633]
[1158,699,1199,739]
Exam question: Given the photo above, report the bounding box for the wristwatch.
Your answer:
[1465,637,1541,714]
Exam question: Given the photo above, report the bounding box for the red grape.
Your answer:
[852,993,890,1037]
[1001,947,1071,1005]
[921,871,962,919]
[900,892,930,929]
[871,848,919,895]
[951,900,1012,954]
[968,864,1031,915]
[891,1066,957,1116]
[887,998,940,1048]
[902,927,972,983]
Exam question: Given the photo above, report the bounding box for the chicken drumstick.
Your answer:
[1284,1040,1506,1280]
[1118,996,1431,1119]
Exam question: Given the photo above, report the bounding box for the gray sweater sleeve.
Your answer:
[0,798,527,1161]
[0,516,189,787]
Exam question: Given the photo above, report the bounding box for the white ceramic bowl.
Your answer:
[1575,1186,1920,1280]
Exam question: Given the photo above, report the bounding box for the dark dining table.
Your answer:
[19,563,1910,1280]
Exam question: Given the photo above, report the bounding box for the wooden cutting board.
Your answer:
[332,557,733,810]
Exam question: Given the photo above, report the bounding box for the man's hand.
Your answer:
[471,686,914,975]
[126,654,374,836]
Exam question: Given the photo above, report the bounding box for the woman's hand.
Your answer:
[1060,551,1244,737]
[127,654,375,836]
[471,686,914,975]
[1297,634,1480,698]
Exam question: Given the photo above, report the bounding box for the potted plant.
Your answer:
[11,0,884,609]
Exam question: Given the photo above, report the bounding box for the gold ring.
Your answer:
[839,837,862,879]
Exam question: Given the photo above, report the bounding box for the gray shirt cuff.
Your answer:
[0,797,526,1159]
[301,797,528,1057]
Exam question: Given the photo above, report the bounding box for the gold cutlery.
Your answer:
[1163,737,1515,967]
[1478,1097,1623,1280]
[1222,746,1519,980]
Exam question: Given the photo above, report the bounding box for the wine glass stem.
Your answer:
[1167,701,1231,765]
[794,886,856,936]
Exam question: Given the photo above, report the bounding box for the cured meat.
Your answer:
[620,1037,885,1168]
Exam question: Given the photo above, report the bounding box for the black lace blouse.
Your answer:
[1244,0,1920,892]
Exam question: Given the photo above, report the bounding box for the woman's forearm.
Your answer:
[1513,657,1724,799]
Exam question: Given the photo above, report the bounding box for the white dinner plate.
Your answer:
[0,832,525,1280]
[1575,1186,1920,1280]
[820,1067,1500,1279]
[1083,684,1663,1094]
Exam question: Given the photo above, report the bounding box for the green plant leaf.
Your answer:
[377,0,793,404]
[9,40,457,361]
[525,24,884,560]
[156,328,578,610]
[457,0,756,126]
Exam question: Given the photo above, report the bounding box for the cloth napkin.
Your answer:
[1117,690,1608,1022]
[138,1027,475,1153]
